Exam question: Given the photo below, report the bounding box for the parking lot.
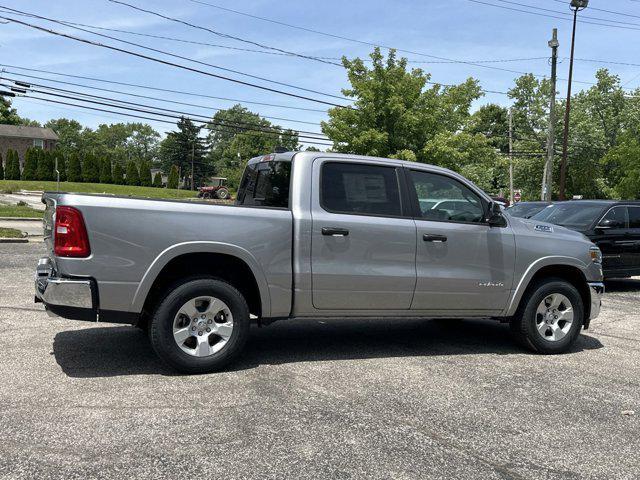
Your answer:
[0,243,638,479]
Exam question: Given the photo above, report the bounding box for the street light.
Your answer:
[559,0,589,200]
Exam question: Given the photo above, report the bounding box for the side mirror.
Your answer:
[487,202,507,227]
[597,218,624,230]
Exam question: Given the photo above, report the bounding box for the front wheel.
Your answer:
[149,278,250,373]
[510,278,584,354]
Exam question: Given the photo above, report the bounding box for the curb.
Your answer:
[0,238,29,243]
[0,217,43,221]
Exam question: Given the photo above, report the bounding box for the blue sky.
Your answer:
[1,0,639,145]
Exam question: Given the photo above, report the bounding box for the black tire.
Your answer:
[215,188,229,200]
[202,192,212,199]
[149,277,250,374]
[510,277,584,354]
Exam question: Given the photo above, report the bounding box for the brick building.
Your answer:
[0,125,59,167]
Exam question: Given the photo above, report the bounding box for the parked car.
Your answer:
[35,152,604,373]
[531,200,640,279]
[197,177,230,199]
[505,201,552,219]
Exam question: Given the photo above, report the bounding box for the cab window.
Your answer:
[598,206,628,229]
[321,162,402,217]
[408,170,485,223]
[236,160,291,208]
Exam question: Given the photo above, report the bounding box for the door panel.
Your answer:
[310,160,416,310]
[592,206,628,273]
[412,220,515,311]
[406,169,515,312]
[626,207,640,271]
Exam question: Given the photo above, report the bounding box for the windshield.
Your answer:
[505,203,548,219]
[530,203,605,230]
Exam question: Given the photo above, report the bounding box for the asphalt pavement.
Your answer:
[0,243,638,479]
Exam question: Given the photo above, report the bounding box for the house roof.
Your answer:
[0,125,59,140]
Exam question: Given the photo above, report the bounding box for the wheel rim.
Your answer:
[535,293,574,342]
[172,296,234,357]
[218,190,228,199]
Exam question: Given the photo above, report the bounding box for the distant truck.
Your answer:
[35,151,604,373]
[197,177,230,199]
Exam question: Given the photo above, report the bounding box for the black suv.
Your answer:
[531,200,640,279]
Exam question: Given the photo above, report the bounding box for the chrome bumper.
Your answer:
[588,281,604,321]
[35,257,96,320]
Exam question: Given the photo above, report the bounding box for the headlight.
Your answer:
[590,246,602,264]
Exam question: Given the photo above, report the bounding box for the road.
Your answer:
[0,243,638,479]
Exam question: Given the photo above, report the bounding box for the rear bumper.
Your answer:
[34,257,97,321]
[587,281,604,323]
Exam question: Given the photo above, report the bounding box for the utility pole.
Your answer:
[542,28,559,201]
[190,140,195,191]
[559,0,589,200]
[508,108,514,205]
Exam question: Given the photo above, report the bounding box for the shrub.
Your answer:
[112,162,124,184]
[153,171,163,188]
[82,153,100,183]
[139,161,152,187]
[5,150,21,180]
[125,161,140,186]
[67,153,82,182]
[22,148,38,181]
[99,158,113,184]
[37,150,55,181]
[167,165,179,189]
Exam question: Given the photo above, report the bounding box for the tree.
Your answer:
[465,104,509,154]
[67,153,82,182]
[603,136,640,199]
[205,105,299,188]
[45,118,90,156]
[167,165,179,189]
[139,160,152,186]
[22,148,39,181]
[37,150,55,181]
[113,162,124,184]
[125,161,140,186]
[1,95,23,125]
[82,153,100,183]
[159,117,208,188]
[322,48,482,160]
[5,150,21,180]
[99,158,113,184]
[153,171,163,187]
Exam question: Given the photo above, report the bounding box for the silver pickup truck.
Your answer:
[35,152,604,373]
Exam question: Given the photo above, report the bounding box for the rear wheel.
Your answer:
[202,192,212,199]
[149,278,250,373]
[215,187,230,200]
[510,278,584,354]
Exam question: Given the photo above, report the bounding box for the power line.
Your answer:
[0,64,329,114]
[2,83,331,143]
[466,0,640,32]
[0,6,350,102]
[15,95,334,147]
[0,9,352,108]
[548,0,640,21]
[0,70,326,127]
[6,79,329,139]
[105,0,342,67]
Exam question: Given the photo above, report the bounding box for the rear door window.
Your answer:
[236,160,291,208]
[628,207,640,229]
[320,162,402,217]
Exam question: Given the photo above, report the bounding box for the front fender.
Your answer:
[504,256,589,317]
[130,241,272,316]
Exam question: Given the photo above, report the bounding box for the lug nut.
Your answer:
[206,327,211,332]
[207,319,213,324]
[198,331,203,336]
[192,326,196,331]
[201,314,206,319]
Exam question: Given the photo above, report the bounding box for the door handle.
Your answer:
[322,227,349,237]
[423,234,447,243]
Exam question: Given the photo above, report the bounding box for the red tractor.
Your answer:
[197,177,231,200]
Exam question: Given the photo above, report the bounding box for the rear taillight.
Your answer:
[54,206,91,258]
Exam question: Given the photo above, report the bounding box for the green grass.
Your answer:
[0,227,24,238]
[0,204,43,218]
[0,180,199,199]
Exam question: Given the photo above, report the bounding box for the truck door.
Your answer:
[627,206,640,273]
[405,168,515,313]
[310,159,416,310]
[592,206,629,275]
